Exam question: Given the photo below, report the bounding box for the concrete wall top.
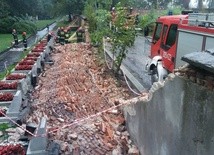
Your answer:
[124,76,214,155]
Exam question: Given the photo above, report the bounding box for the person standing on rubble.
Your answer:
[22,31,27,50]
[59,27,65,45]
[12,29,19,47]
[47,32,52,42]
[46,24,49,32]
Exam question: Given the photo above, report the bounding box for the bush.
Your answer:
[0,16,37,34]
[12,21,37,34]
[83,4,97,32]
[0,17,17,33]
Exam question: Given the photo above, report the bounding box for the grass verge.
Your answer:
[35,19,56,30]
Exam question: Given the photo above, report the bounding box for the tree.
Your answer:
[0,0,9,18]
[110,3,136,74]
[83,0,136,74]
[53,0,86,16]
[181,0,190,9]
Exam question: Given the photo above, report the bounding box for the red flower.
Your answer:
[0,81,18,90]
[0,93,14,101]
[6,74,26,80]
[15,65,32,70]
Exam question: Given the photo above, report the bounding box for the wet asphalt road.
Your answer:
[123,35,152,90]
[0,23,56,72]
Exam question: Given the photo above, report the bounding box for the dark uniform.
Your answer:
[59,28,65,45]
[76,27,85,42]
[47,32,52,42]
[22,32,27,50]
[12,29,18,47]
[64,30,70,44]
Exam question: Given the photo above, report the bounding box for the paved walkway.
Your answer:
[0,23,56,72]
[104,35,152,91]
[123,35,152,90]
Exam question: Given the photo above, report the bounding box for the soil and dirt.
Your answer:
[26,42,140,154]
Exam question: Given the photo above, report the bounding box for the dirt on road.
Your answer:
[27,43,140,155]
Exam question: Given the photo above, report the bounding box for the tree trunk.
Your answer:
[198,0,203,11]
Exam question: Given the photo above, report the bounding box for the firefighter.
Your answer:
[22,32,27,50]
[76,27,85,42]
[12,29,18,47]
[59,27,65,45]
[110,7,117,30]
[47,32,52,42]
[46,24,49,32]
[64,29,70,44]
[55,27,61,43]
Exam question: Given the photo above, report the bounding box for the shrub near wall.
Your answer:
[0,16,37,34]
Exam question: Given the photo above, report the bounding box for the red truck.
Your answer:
[146,12,214,82]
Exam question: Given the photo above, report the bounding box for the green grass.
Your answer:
[35,19,56,30]
[0,34,23,53]
[0,64,16,80]
[0,34,12,52]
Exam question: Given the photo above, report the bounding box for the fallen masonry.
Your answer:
[25,43,140,154]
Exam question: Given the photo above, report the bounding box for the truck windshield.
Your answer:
[165,24,178,47]
[153,23,162,43]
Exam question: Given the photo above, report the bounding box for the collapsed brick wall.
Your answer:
[27,43,140,154]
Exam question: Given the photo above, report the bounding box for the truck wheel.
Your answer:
[151,67,158,83]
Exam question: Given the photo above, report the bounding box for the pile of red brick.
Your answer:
[28,43,139,155]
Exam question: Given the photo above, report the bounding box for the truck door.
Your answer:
[160,24,178,72]
[151,22,163,58]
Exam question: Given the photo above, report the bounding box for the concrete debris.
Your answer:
[68,133,78,140]
[57,118,65,123]
[112,145,122,155]
[16,127,25,135]
[26,43,139,154]
[128,146,140,155]
[5,128,16,133]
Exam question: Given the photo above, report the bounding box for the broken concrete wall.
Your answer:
[124,76,214,155]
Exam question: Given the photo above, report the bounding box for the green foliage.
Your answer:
[84,1,136,74]
[53,0,86,16]
[0,16,37,34]
[12,21,37,34]
[0,0,9,18]
[95,9,111,30]
[83,4,97,32]
[139,7,183,34]
[111,3,136,73]
[0,17,17,33]
[0,123,9,132]
[90,9,111,45]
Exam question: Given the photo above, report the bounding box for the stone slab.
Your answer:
[27,117,48,155]
[7,90,22,117]
[182,50,214,74]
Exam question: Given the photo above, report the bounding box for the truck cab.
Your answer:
[147,13,214,82]
[151,15,188,72]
